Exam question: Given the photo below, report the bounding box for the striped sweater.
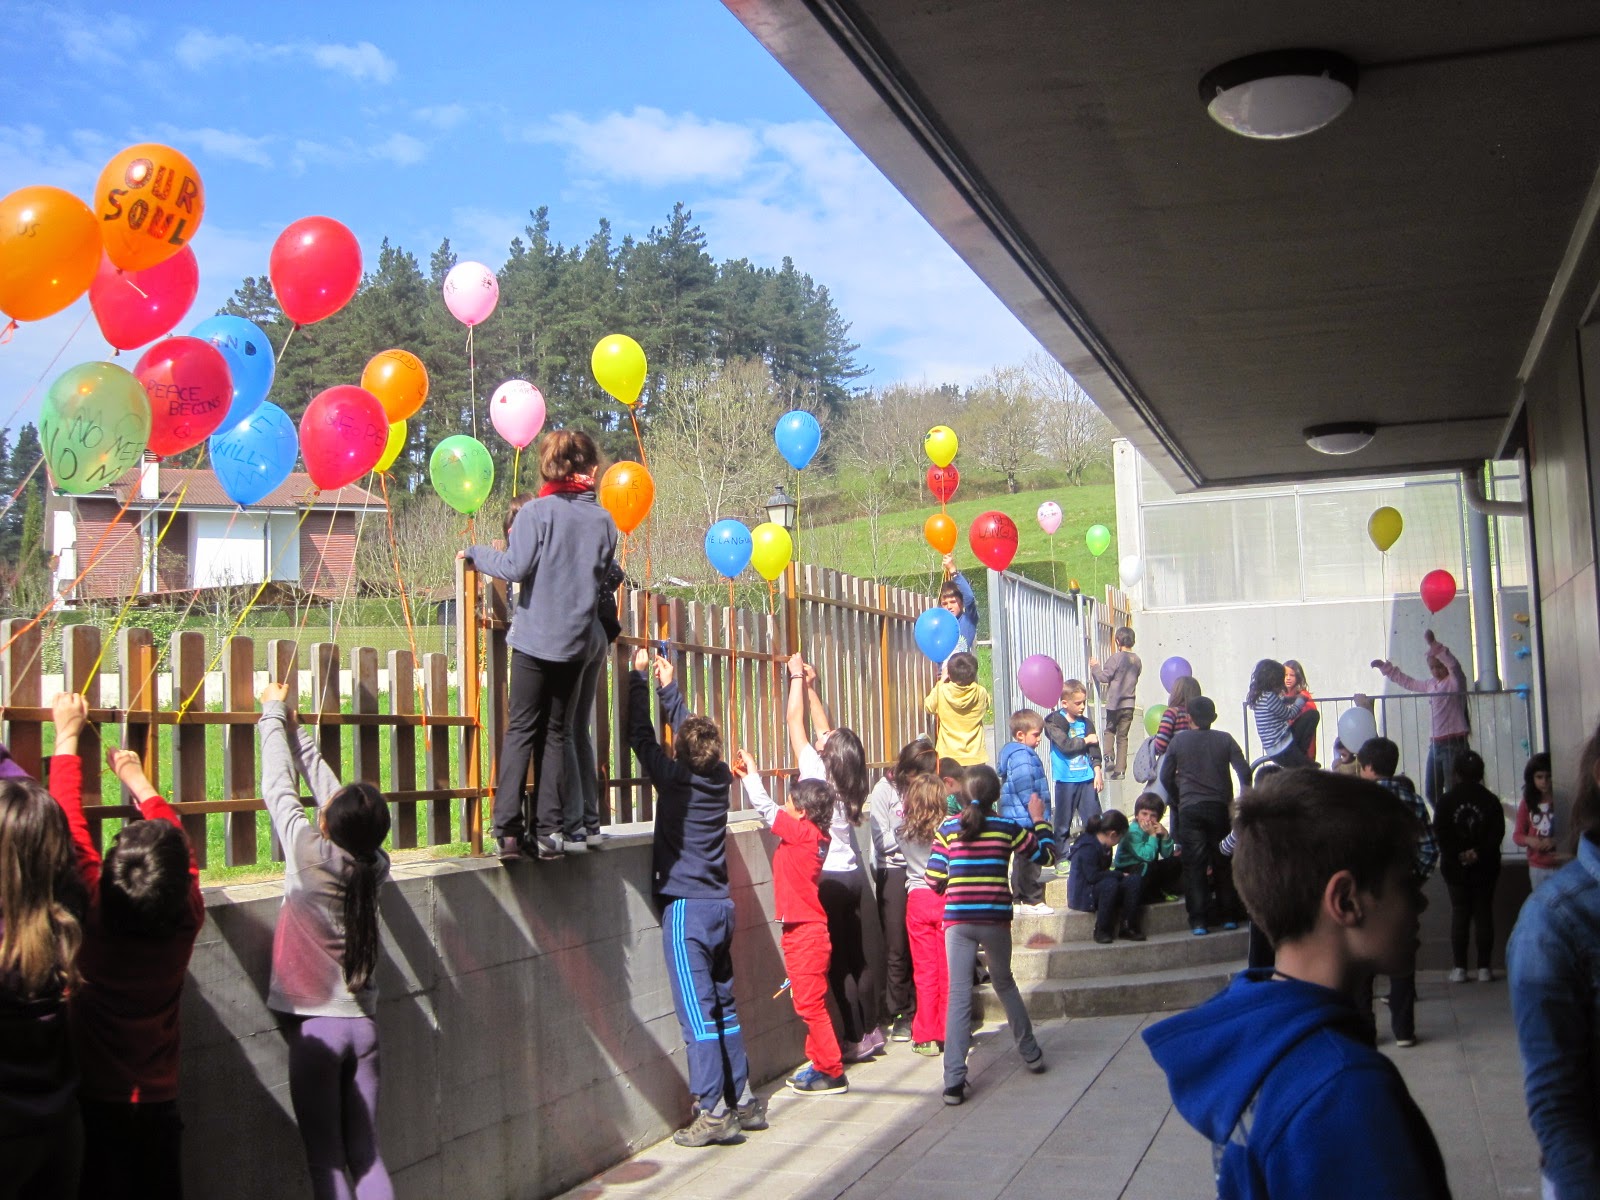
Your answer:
[926,814,1054,924]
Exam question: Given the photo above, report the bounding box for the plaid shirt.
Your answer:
[1375,775,1439,881]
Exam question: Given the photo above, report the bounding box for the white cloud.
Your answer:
[374,132,426,166]
[530,106,759,187]
[156,125,274,167]
[174,31,396,83]
[48,11,141,65]
[287,132,427,174]
[415,103,468,130]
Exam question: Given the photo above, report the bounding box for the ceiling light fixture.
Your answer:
[1201,49,1358,139]
[1304,422,1377,455]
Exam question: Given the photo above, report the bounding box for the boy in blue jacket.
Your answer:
[938,553,979,657]
[998,709,1053,914]
[628,649,763,1148]
[1143,770,1451,1200]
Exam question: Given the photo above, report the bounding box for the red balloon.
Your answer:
[969,510,1019,572]
[90,248,199,351]
[300,385,387,490]
[927,465,960,503]
[1420,569,1458,614]
[133,336,233,457]
[269,216,362,326]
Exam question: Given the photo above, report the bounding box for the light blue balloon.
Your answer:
[774,410,822,471]
[705,520,754,579]
[191,315,276,435]
[209,402,299,506]
[914,608,959,663]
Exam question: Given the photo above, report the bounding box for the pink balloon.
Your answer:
[1018,654,1064,709]
[490,379,546,449]
[442,261,499,327]
[1037,501,1062,535]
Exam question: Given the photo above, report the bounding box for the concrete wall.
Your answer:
[181,821,805,1200]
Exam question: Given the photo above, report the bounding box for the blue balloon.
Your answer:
[914,607,959,663]
[705,520,754,579]
[191,315,276,435]
[209,402,299,507]
[774,410,822,471]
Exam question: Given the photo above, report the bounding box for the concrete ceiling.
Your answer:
[724,1,1600,488]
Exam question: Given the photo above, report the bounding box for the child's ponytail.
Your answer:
[958,764,1001,840]
[1084,809,1130,838]
[323,782,391,993]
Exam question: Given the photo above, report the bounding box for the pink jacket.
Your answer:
[1379,642,1469,741]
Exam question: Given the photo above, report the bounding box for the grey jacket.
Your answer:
[260,701,391,1019]
[1091,650,1142,711]
[469,490,618,663]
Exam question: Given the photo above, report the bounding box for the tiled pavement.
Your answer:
[560,971,1540,1200]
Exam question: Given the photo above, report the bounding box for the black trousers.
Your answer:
[1357,973,1416,1042]
[818,870,878,1043]
[1288,708,1320,760]
[1136,856,1183,904]
[1447,875,1499,970]
[1011,851,1045,905]
[494,650,584,839]
[79,1099,182,1200]
[875,865,916,1020]
[1176,802,1241,928]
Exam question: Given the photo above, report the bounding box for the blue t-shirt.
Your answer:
[1048,709,1095,784]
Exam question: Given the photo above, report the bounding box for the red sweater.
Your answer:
[771,810,829,926]
[52,755,204,1104]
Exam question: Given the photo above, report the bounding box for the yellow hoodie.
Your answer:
[925,679,991,766]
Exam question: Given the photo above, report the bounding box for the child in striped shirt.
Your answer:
[926,764,1054,1105]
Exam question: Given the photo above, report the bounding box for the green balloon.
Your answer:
[430,435,495,515]
[1144,704,1168,737]
[1086,523,1112,557]
[40,362,152,495]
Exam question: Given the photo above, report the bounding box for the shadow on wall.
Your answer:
[179,825,807,1200]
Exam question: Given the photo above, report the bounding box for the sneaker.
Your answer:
[1191,926,1210,937]
[1054,863,1071,877]
[943,1082,968,1106]
[1221,921,1239,931]
[1023,1053,1046,1074]
[912,1040,942,1056]
[889,1015,912,1042]
[561,834,590,853]
[1448,967,1468,983]
[844,1027,886,1062]
[1394,1037,1417,1049]
[1118,925,1146,942]
[787,1065,848,1095]
[1093,930,1114,945]
[1477,968,1494,983]
[672,1108,740,1147]
[1016,902,1055,916]
[496,836,525,862]
[585,829,608,846]
[736,1097,769,1132]
[531,834,565,860]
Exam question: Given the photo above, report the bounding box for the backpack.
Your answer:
[1132,736,1160,784]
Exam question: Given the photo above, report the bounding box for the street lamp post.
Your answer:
[766,485,799,654]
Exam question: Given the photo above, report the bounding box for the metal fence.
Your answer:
[986,568,1101,746]
[1241,689,1537,803]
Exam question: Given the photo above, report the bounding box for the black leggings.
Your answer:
[875,865,916,1020]
[494,650,584,839]
[818,870,878,1043]
[1447,876,1499,970]
[1177,802,1242,928]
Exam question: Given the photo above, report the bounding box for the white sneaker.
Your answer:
[1031,902,1055,915]
[1477,968,1494,983]
[1448,968,1468,983]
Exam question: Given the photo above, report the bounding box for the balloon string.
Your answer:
[296,494,345,641]
[331,474,374,644]
[468,327,478,441]
[150,505,239,679]
[379,472,427,731]
[276,324,298,366]
[89,477,195,688]
[512,446,521,494]
[0,320,15,344]
[767,579,777,616]
[628,409,649,469]
[728,579,739,758]
[177,505,316,721]
[0,310,90,435]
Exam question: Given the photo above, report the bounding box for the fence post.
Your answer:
[387,649,418,849]
[265,639,298,862]
[312,643,340,774]
[62,625,104,850]
[222,635,258,866]
[2,617,43,781]
[424,653,451,845]
[170,631,209,868]
[878,583,893,767]
[118,628,157,789]
[351,645,380,786]
[456,558,482,854]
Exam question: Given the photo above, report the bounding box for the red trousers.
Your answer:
[906,887,948,1044]
[782,921,843,1077]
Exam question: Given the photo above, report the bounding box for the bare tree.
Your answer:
[1027,352,1114,485]
[966,365,1044,492]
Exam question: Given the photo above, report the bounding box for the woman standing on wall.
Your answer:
[467,430,619,861]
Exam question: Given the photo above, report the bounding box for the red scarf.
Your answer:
[538,473,596,498]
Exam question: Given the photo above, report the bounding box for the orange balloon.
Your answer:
[95,144,204,272]
[599,461,655,534]
[361,349,430,421]
[0,186,100,322]
[924,512,958,555]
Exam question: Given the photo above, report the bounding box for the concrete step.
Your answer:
[975,962,1237,1022]
[1011,927,1249,982]
[1013,898,1194,943]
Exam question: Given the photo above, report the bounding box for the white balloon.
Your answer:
[1337,707,1378,755]
[1119,554,1144,588]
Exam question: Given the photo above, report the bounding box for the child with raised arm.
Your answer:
[938,553,979,658]
[627,649,760,1142]
[924,652,990,767]
[1090,626,1142,779]
[927,765,1053,1105]
[258,681,395,1200]
[1144,770,1451,1199]
[1371,629,1470,804]
[737,753,848,1096]
[49,694,203,1200]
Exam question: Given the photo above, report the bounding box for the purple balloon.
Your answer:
[1160,656,1193,692]
[1017,654,1064,709]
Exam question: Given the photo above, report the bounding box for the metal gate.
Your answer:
[986,569,1100,747]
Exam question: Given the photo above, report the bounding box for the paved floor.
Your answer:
[560,971,1540,1200]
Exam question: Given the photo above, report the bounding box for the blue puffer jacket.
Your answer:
[997,739,1049,826]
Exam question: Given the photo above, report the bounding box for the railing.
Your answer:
[986,568,1101,747]
[1240,689,1537,802]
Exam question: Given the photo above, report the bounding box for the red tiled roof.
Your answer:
[80,468,380,510]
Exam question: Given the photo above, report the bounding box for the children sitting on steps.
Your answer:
[1144,770,1451,1198]
[925,652,991,768]
[997,710,1054,916]
[628,649,763,1144]
[1066,810,1146,944]
[1045,679,1103,862]
[1113,793,1182,905]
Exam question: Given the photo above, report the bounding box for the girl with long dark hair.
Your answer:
[259,682,394,1200]
[867,737,937,1042]
[1247,659,1312,769]
[1513,752,1560,890]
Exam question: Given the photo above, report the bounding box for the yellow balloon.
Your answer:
[749,522,794,581]
[376,419,406,473]
[1368,506,1403,553]
[592,333,647,406]
[925,425,958,468]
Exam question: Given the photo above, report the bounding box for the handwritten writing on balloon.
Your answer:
[100,156,200,251]
[42,411,147,489]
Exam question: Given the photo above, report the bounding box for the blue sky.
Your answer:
[0,0,1039,429]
